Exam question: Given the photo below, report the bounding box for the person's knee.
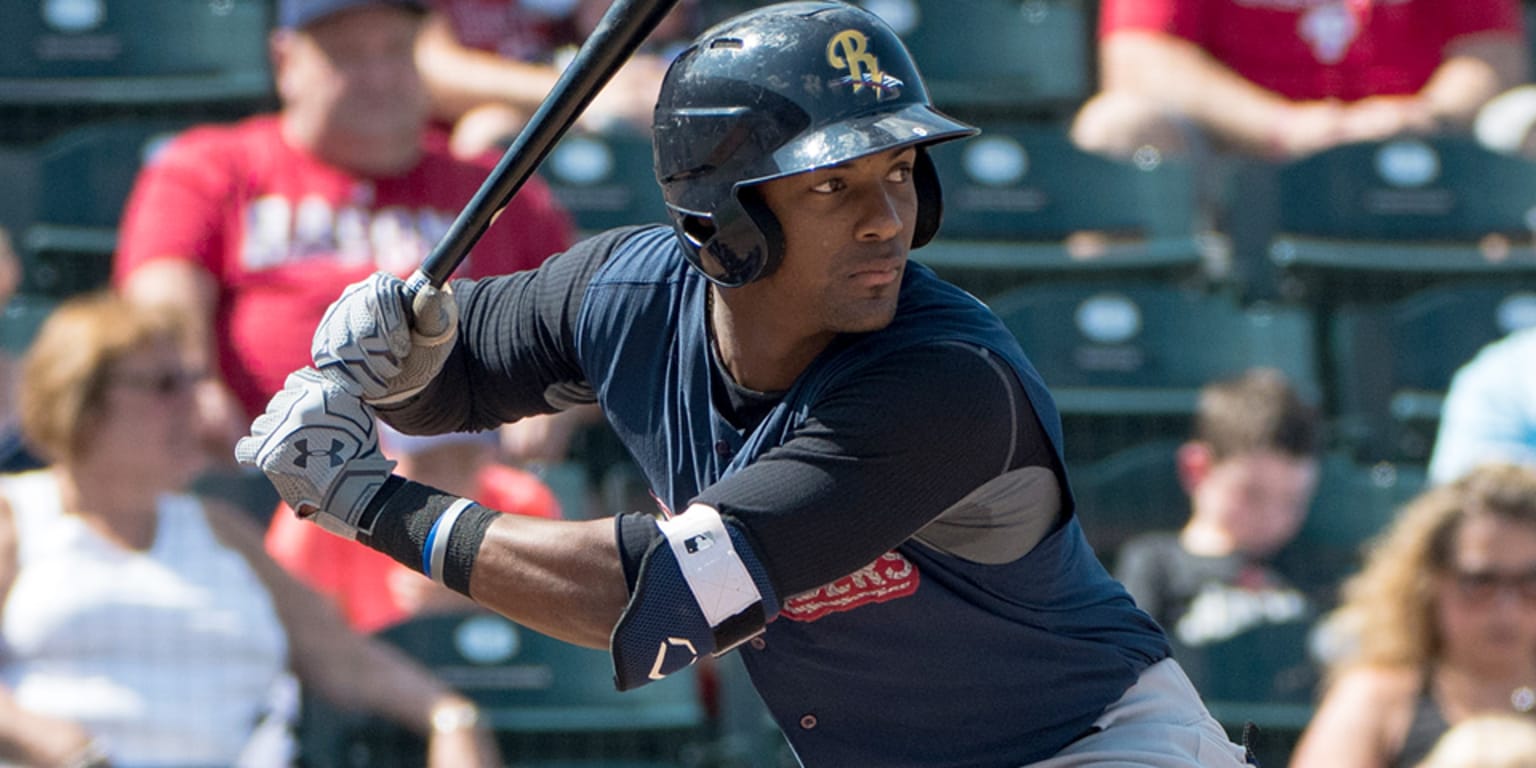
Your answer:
[1071,92,1192,158]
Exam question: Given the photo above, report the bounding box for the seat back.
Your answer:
[541,129,668,236]
[1327,283,1536,462]
[1238,137,1536,303]
[19,118,190,297]
[1274,455,1427,602]
[1069,438,1188,564]
[920,121,1210,297]
[855,0,1092,116]
[0,0,271,106]
[307,612,708,767]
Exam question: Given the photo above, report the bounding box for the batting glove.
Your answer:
[312,272,458,405]
[235,367,398,541]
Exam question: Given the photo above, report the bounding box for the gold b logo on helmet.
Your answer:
[827,29,904,99]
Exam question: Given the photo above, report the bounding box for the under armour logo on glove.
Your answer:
[236,367,398,540]
[293,438,346,469]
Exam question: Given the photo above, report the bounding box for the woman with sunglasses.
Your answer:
[1291,463,1536,768]
[0,292,500,767]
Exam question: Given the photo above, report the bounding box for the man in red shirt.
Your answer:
[114,0,574,462]
[1071,0,1529,160]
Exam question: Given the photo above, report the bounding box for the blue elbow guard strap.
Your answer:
[610,507,778,691]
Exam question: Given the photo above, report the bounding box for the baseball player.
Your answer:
[239,3,1254,765]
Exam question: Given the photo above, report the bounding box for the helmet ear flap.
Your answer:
[680,185,785,287]
[911,146,944,249]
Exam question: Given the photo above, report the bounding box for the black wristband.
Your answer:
[357,476,499,596]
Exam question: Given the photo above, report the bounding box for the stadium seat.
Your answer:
[1326,283,1536,462]
[304,611,710,767]
[0,0,271,107]
[1275,454,1427,604]
[919,120,1214,298]
[1068,438,1188,564]
[17,118,189,297]
[853,0,1092,117]
[990,281,1318,409]
[541,128,668,236]
[1235,136,1536,303]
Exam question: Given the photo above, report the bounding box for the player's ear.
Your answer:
[1175,441,1215,494]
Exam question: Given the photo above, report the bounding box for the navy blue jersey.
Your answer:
[388,225,1170,766]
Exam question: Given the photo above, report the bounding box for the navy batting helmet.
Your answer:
[652,1,977,287]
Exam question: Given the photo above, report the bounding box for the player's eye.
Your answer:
[886,163,913,183]
[811,178,846,194]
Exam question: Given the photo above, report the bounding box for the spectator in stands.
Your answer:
[1428,327,1536,486]
[113,0,574,472]
[1416,713,1536,768]
[0,292,499,768]
[267,423,562,632]
[1071,1,1529,162]
[1289,463,1536,768]
[1114,368,1322,650]
[416,0,700,160]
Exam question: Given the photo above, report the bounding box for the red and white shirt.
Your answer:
[115,115,574,418]
[1100,0,1524,102]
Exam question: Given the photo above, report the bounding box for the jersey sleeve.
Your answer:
[687,341,1061,599]
[378,226,642,435]
[113,126,231,285]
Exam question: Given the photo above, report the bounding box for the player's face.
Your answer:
[1433,512,1536,678]
[275,6,429,174]
[753,146,920,334]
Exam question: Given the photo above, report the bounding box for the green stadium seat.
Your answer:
[1069,438,1188,564]
[303,611,710,767]
[1326,283,1536,463]
[919,120,1213,298]
[18,118,190,297]
[1274,454,1426,604]
[854,0,1093,117]
[541,128,668,236]
[990,282,1318,413]
[0,0,271,107]
[1234,136,1536,303]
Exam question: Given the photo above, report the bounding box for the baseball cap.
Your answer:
[278,0,428,29]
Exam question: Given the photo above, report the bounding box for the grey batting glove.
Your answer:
[235,367,398,541]
[312,272,458,405]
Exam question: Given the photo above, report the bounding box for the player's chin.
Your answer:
[832,294,900,333]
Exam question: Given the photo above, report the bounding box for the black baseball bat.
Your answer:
[407,0,681,297]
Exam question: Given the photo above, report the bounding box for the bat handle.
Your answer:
[403,269,455,339]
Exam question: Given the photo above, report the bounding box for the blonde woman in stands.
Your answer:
[0,293,499,768]
[1290,463,1536,768]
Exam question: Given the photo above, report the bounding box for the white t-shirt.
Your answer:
[0,470,291,767]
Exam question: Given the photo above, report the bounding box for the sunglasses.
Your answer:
[1448,566,1536,604]
[109,369,203,397]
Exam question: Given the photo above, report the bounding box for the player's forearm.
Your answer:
[339,473,628,650]
[467,514,630,649]
[1099,31,1294,152]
